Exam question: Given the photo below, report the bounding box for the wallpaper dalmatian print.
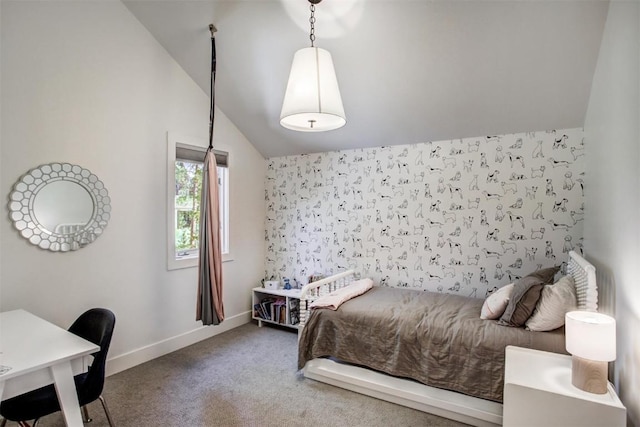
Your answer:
[264,128,584,298]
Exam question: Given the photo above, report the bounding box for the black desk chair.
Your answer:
[0,308,116,427]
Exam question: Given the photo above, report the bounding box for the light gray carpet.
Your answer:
[16,323,469,426]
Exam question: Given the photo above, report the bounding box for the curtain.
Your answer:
[196,149,224,325]
[196,25,224,326]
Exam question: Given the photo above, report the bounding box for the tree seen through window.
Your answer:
[175,160,203,253]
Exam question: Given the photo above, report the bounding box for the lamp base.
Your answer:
[571,355,608,394]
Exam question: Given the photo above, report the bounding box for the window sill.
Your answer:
[167,253,233,271]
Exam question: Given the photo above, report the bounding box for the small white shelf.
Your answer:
[252,287,301,329]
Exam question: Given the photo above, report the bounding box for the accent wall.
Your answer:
[265,129,584,297]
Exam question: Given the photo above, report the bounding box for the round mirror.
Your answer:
[8,163,111,252]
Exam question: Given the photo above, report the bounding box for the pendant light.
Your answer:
[280,0,346,132]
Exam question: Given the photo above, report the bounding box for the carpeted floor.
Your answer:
[12,323,469,426]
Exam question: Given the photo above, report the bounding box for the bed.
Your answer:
[297,251,597,426]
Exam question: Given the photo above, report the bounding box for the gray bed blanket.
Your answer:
[298,286,566,402]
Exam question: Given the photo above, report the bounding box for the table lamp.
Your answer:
[565,311,616,394]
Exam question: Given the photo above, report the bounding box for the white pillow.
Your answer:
[526,275,577,331]
[480,283,514,320]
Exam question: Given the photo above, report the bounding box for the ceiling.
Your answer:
[123,0,609,159]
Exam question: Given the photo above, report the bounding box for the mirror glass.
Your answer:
[8,163,111,252]
[33,181,94,232]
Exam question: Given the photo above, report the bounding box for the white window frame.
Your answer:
[167,132,230,270]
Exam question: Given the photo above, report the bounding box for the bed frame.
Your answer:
[298,251,598,427]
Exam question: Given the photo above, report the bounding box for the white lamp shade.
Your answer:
[565,311,616,361]
[280,47,346,132]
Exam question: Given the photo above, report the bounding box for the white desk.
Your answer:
[504,346,626,427]
[0,310,99,427]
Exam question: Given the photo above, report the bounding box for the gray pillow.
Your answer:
[498,266,560,327]
[524,266,560,284]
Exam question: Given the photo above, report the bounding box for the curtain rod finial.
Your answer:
[209,24,217,35]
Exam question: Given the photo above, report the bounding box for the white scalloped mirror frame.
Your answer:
[8,163,111,252]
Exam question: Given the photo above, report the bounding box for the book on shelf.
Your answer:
[255,296,288,322]
[289,298,300,325]
[261,299,273,320]
[271,298,286,323]
[255,297,275,320]
[253,303,267,320]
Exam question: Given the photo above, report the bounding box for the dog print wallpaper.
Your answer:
[264,128,584,298]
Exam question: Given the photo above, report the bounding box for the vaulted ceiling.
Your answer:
[123,0,608,158]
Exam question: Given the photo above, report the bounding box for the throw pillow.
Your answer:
[480,283,514,320]
[499,266,560,327]
[526,275,577,331]
[523,266,560,284]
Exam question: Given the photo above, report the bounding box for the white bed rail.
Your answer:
[298,269,356,332]
[567,250,598,312]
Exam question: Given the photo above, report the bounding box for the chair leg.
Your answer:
[82,405,92,423]
[3,420,31,427]
[98,395,116,427]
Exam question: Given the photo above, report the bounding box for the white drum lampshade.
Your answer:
[280,47,346,132]
[565,311,616,394]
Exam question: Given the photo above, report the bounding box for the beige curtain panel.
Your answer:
[197,150,224,325]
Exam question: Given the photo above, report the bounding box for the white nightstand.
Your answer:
[503,346,626,427]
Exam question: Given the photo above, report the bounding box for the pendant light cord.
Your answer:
[208,24,217,151]
[309,4,316,47]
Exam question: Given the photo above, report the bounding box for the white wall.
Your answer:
[584,1,640,425]
[0,1,265,373]
[266,129,584,297]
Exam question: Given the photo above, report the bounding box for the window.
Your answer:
[167,133,229,270]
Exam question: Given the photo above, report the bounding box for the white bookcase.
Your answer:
[252,287,302,329]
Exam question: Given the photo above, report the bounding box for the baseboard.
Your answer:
[106,310,252,376]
